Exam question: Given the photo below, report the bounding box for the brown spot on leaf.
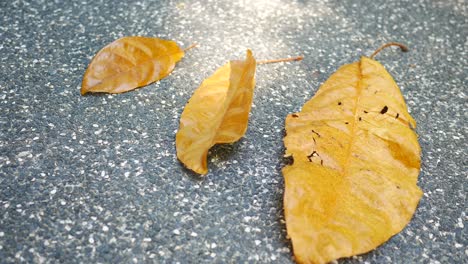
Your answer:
[380,106,388,114]
[311,130,321,137]
[396,113,399,119]
[292,114,299,118]
[338,102,342,105]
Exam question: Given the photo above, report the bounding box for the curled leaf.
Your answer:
[81,36,184,95]
[283,46,422,263]
[176,50,256,174]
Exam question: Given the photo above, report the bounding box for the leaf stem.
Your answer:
[183,43,198,52]
[370,42,408,59]
[257,56,304,65]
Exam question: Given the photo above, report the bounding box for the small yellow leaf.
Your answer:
[176,50,256,174]
[81,36,184,95]
[283,48,422,263]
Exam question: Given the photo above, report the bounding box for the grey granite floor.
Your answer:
[0,0,466,263]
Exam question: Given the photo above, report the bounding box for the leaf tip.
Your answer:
[80,87,88,95]
[188,164,208,175]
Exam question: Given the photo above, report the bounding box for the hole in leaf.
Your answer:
[307,151,319,162]
[284,155,294,166]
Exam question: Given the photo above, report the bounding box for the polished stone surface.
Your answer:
[0,0,466,263]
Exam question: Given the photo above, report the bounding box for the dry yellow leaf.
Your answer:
[176,50,256,174]
[283,43,422,264]
[81,36,186,95]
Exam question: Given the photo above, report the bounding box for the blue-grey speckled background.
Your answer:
[0,0,466,263]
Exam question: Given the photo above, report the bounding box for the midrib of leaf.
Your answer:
[341,60,364,178]
[213,59,254,143]
[93,42,176,88]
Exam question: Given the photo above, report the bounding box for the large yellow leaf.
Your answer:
[283,53,422,263]
[81,36,184,95]
[176,50,256,174]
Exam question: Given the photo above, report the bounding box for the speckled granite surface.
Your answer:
[0,0,466,263]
